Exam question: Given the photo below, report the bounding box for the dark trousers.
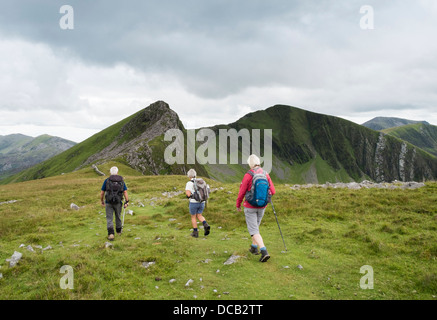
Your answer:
[105,202,122,235]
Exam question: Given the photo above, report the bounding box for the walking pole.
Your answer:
[271,199,287,251]
[122,202,126,231]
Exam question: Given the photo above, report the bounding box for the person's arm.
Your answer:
[267,174,276,196]
[100,180,106,207]
[100,190,105,207]
[123,191,129,208]
[185,181,193,199]
[236,173,251,211]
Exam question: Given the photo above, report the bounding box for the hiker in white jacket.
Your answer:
[185,169,211,238]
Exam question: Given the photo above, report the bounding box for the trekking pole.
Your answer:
[122,203,126,230]
[271,199,287,251]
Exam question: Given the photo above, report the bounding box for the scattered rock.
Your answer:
[297,264,303,270]
[224,254,243,265]
[185,279,194,287]
[91,164,105,176]
[169,279,176,283]
[70,203,80,210]
[142,261,155,269]
[104,242,113,248]
[161,191,183,198]
[26,245,35,253]
[0,200,18,206]
[290,180,427,190]
[8,251,22,268]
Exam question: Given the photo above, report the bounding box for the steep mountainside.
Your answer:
[362,117,429,131]
[203,105,437,183]
[0,134,76,181]
[382,123,437,157]
[4,102,437,185]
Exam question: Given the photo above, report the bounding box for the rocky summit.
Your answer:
[4,101,437,185]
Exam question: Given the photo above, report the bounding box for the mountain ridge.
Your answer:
[3,101,437,185]
[382,123,437,157]
[362,117,430,131]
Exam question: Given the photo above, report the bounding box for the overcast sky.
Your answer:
[1,0,436,143]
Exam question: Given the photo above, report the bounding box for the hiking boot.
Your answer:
[204,223,211,236]
[191,230,199,238]
[249,246,260,255]
[108,234,115,241]
[259,249,270,262]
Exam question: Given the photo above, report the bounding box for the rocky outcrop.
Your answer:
[83,101,185,175]
[289,180,426,190]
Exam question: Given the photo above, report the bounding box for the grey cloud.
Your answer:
[0,0,368,99]
[1,0,437,131]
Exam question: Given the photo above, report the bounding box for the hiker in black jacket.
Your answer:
[100,166,129,241]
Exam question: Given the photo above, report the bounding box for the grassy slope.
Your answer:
[0,134,33,154]
[0,134,76,181]
[0,166,436,300]
[383,123,437,157]
[1,111,142,185]
[205,105,374,183]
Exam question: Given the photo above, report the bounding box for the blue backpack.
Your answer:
[245,168,271,207]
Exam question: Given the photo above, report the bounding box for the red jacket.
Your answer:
[236,167,276,209]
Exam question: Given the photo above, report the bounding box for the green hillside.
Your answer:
[0,117,132,184]
[0,134,33,154]
[0,134,76,181]
[205,105,437,183]
[383,123,437,157]
[0,167,436,300]
[3,102,437,185]
[362,117,429,131]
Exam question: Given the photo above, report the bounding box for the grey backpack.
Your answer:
[192,178,210,202]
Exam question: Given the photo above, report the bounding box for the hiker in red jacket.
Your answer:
[236,154,276,262]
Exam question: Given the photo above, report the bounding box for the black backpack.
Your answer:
[105,175,124,204]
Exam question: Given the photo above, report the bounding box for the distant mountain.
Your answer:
[2,101,207,184]
[0,134,76,180]
[382,123,437,157]
[362,117,429,131]
[3,101,437,185]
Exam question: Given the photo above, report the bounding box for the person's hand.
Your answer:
[124,202,129,208]
[236,207,242,212]
[101,201,105,207]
